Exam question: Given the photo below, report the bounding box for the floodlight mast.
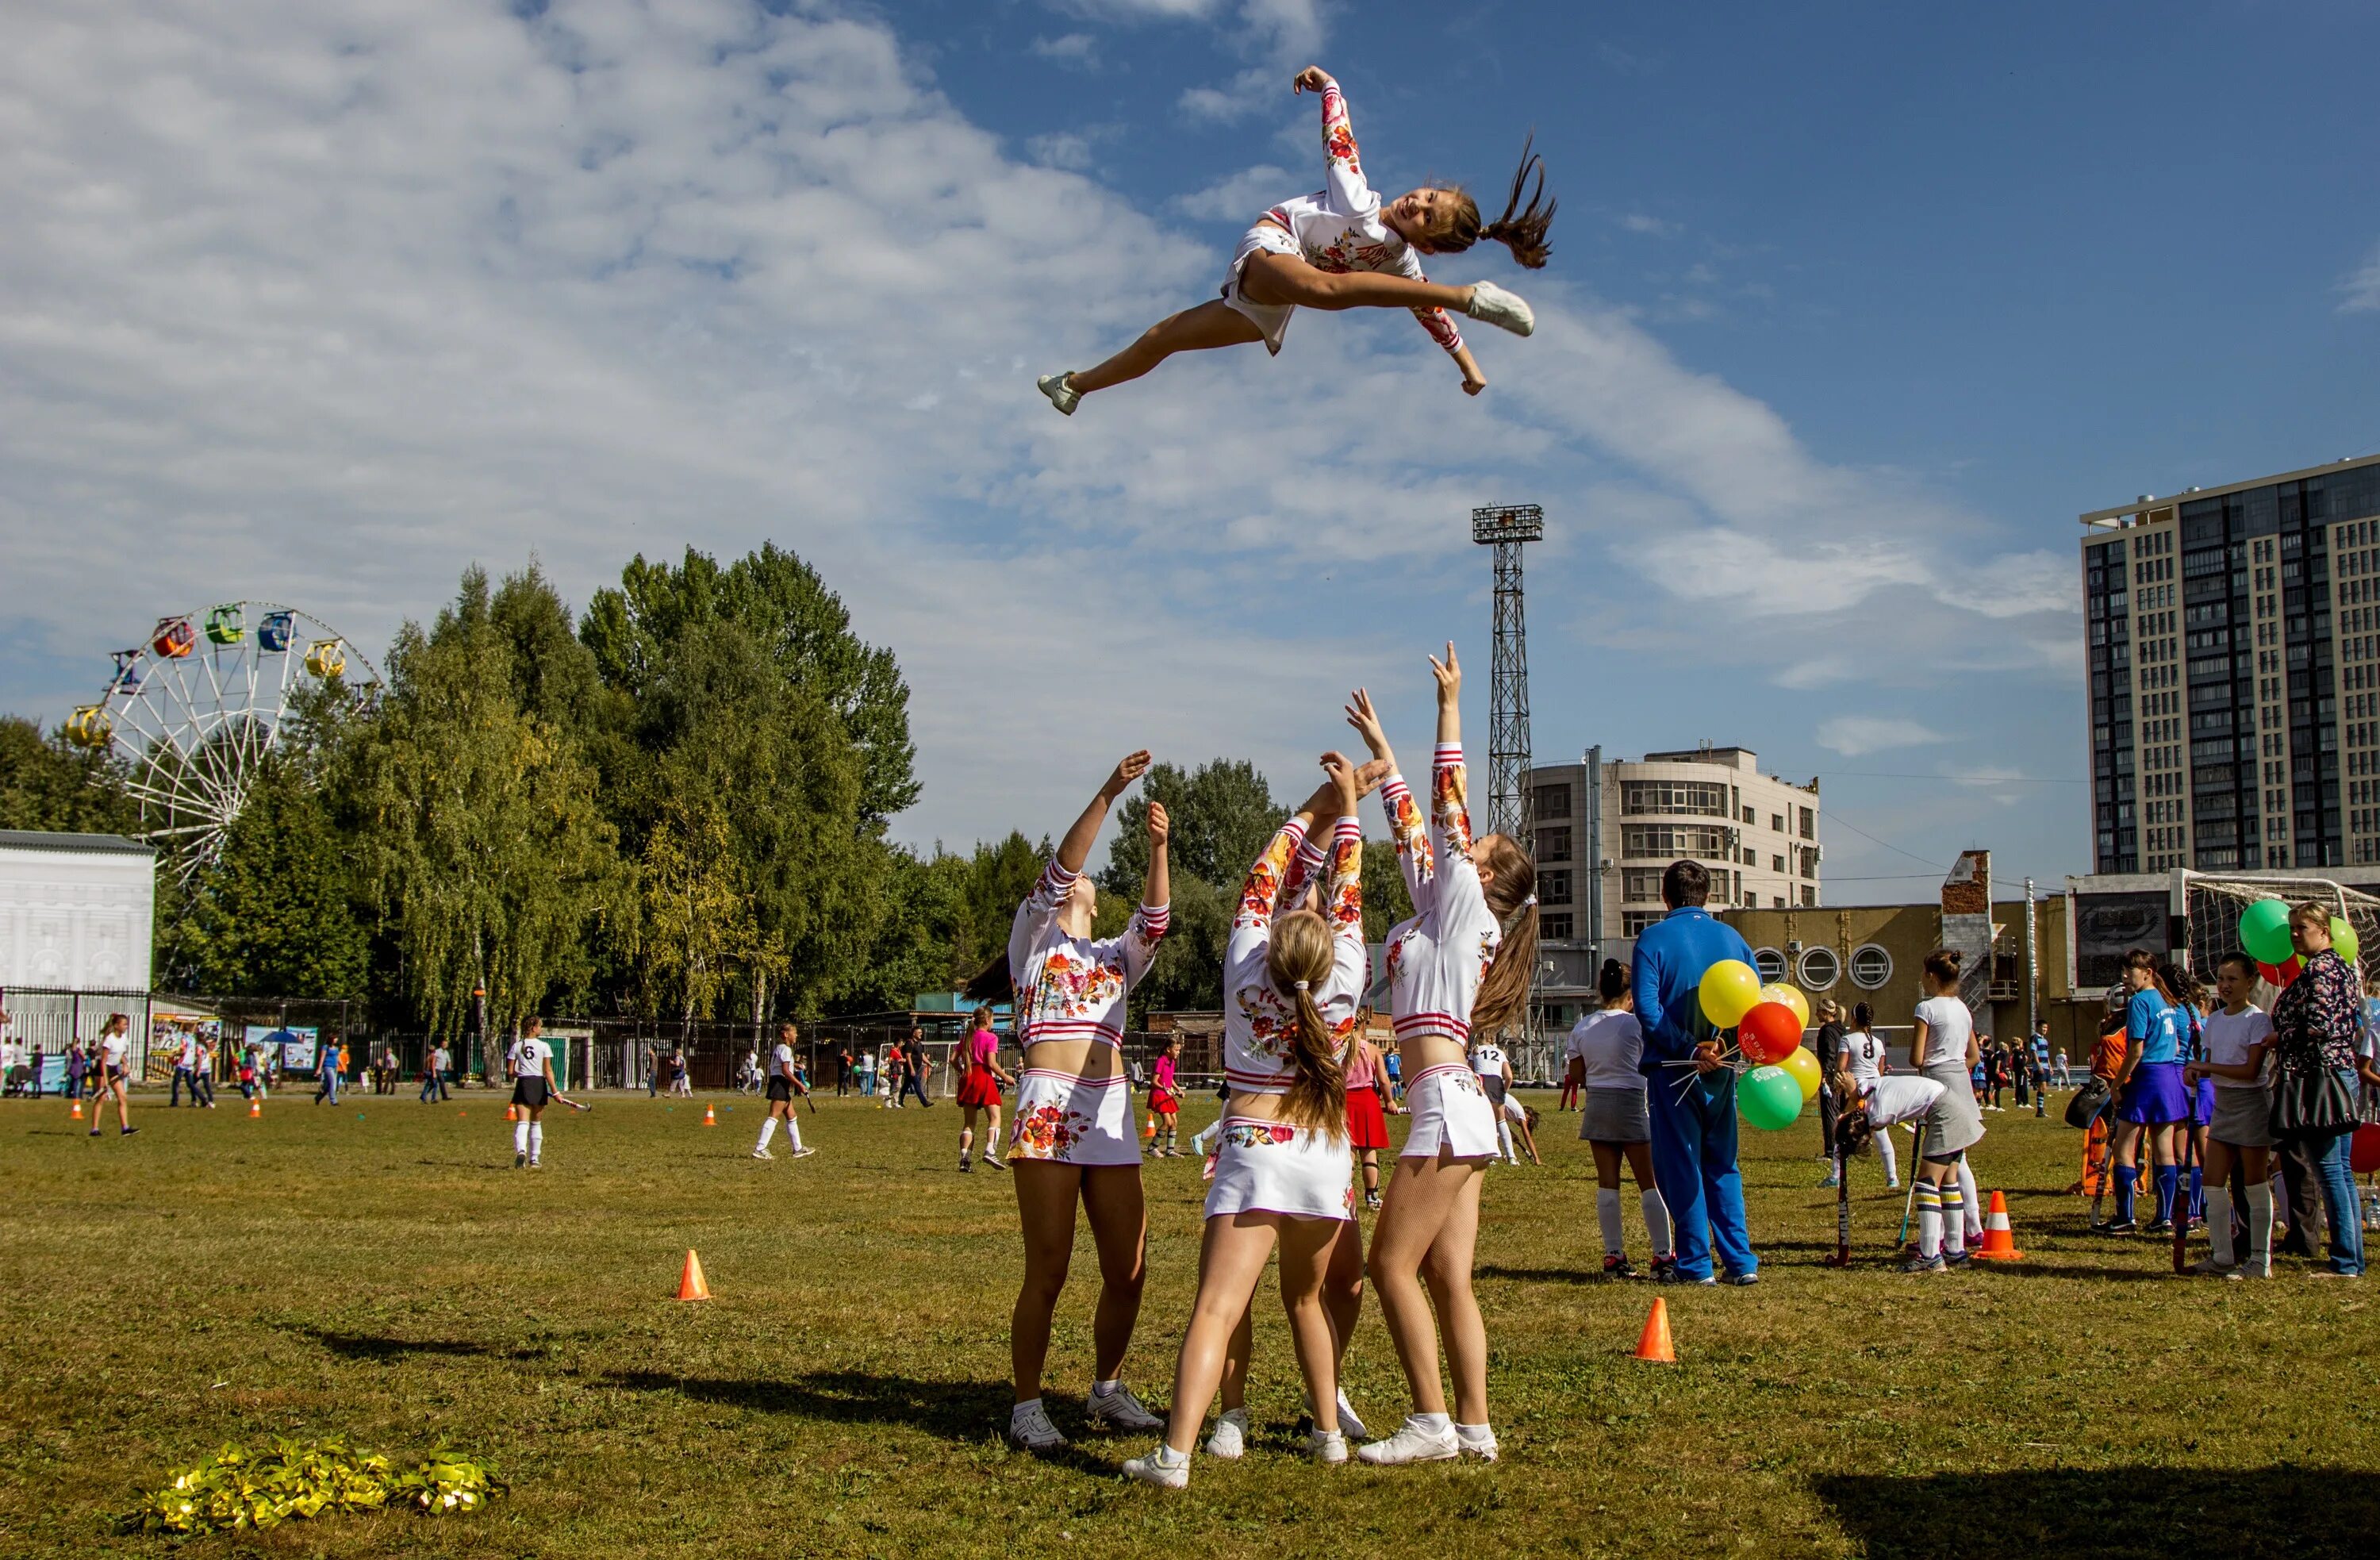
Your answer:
[1473,504,1541,1048]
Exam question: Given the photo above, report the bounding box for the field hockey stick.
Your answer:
[1894,1128,1922,1247]
[1825,1138,1852,1266]
[550,1091,590,1112]
[2171,1117,2198,1274]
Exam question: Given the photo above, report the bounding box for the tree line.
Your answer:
[0,545,1411,1037]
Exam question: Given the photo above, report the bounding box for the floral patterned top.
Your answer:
[1223,813,1367,1094]
[1007,858,1168,1051]
[2271,947,2360,1075]
[1253,75,1465,359]
[1378,745,1499,1046]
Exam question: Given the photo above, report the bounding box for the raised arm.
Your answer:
[1295,66,1371,216]
[1122,801,1172,983]
[1349,687,1434,913]
[1392,244,1480,388]
[1057,750,1150,878]
[1013,751,1150,970]
[1424,645,1486,922]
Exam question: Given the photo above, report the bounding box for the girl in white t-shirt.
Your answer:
[1570,960,1672,1278]
[1840,1003,1898,1189]
[88,1012,136,1138]
[1904,951,1986,1274]
[2183,952,2275,1277]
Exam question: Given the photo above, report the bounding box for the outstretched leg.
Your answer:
[1239,251,1476,314]
[1066,298,1265,398]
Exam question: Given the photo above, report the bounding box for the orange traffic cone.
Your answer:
[71,1097,84,1121]
[703,1104,716,1128]
[1142,1113,1157,1143]
[505,1104,517,1122]
[675,1249,711,1302]
[1634,1297,1676,1363]
[248,1096,261,1119]
[1971,1189,2025,1261]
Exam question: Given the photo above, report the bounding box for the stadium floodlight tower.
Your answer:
[1471,504,1542,843]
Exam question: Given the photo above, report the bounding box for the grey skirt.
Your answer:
[2209,1083,2274,1148]
[1918,1059,1986,1158]
[1579,1085,1651,1144]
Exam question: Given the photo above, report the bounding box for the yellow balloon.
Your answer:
[1761,982,1812,1032]
[1698,959,1763,1028]
[1779,1045,1821,1103]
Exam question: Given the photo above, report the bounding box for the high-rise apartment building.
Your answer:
[2082,454,2380,874]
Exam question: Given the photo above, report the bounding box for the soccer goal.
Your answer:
[2178,871,2380,984]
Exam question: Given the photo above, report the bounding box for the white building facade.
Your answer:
[0,831,156,993]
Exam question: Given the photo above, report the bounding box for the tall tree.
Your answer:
[1103,759,1284,893]
[182,752,368,1001]
[349,567,626,1042]
[634,794,781,1028]
[0,716,138,834]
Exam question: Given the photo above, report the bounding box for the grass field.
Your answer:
[5,1084,2378,1558]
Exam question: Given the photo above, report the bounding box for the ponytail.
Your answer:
[1269,912,1346,1136]
[1480,134,1555,269]
[1469,833,1540,1036]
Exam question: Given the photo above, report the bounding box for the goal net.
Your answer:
[2179,871,2380,987]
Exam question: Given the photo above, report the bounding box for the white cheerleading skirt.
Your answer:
[1203,1116,1355,1221]
[1398,1062,1501,1161]
[1006,1068,1141,1166]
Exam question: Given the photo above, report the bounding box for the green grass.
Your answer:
[5,1085,2378,1558]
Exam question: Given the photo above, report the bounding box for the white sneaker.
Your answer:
[1465,282,1534,336]
[1204,1407,1249,1460]
[984,1155,1007,1170]
[1121,1446,1188,1489]
[1086,1383,1165,1432]
[1357,1416,1459,1466]
[1334,1390,1369,1443]
[1008,1400,1066,1452]
[789,1147,816,1159]
[1307,1428,1348,1465]
[1457,1426,1500,1462]
[1037,372,1081,416]
[751,1147,774,1160]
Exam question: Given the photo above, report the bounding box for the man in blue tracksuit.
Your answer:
[1632,859,1761,1285]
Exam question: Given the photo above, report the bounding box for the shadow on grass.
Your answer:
[1476,1264,1598,1286]
[301,1328,552,1362]
[1813,1466,2380,1559]
[603,1369,1115,1470]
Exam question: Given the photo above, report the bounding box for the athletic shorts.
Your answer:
[766,1078,793,1103]
[1007,1068,1140,1166]
[2116,1060,2190,1124]
[1204,1117,1355,1221]
[1220,221,1302,354]
[1397,1062,1499,1161]
[512,1078,551,1109]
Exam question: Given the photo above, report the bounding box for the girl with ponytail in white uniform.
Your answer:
[1841,1003,1899,1189]
[1572,960,1673,1278]
[1345,647,1537,1466]
[1125,754,1378,1488]
[999,754,1172,1453]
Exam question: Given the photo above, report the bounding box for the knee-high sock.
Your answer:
[758,1116,778,1150]
[1956,1159,1983,1239]
[513,1120,530,1155]
[1876,1126,1898,1182]
[2206,1186,2235,1266]
[1915,1185,1944,1258]
[960,1125,974,1157]
[2115,1164,2138,1222]
[2155,1164,2180,1225]
[1596,1189,1624,1256]
[1496,1116,1516,1162]
[528,1122,543,1160]
[1941,1183,1966,1255]
[784,1115,802,1151]
[2188,1164,2205,1221]
[2244,1182,2274,1268]
[1641,1189,1674,1256]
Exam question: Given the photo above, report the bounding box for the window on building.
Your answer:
[1801,886,1817,907]
[1535,825,1572,863]
[1540,913,1574,941]
[1752,947,1787,982]
[1772,895,1786,909]
[1741,805,1755,824]
[1800,847,1819,879]
[1772,854,1786,873]
[1620,824,1731,859]
[1849,944,1893,989]
[1539,870,1572,905]
[1798,806,1815,840]
[1532,782,1572,820]
[1620,867,1664,901]
[1622,910,1663,936]
[1797,945,1841,989]
[1619,780,1727,817]
[1772,813,1786,832]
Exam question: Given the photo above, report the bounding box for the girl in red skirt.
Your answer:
[957,1005,1014,1173]
[1345,1028,1392,1210]
[1149,1036,1184,1158]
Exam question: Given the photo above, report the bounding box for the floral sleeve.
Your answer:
[1430,744,1489,929]
[1319,78,1372,216]
[1324,817,1364,938]
[1234,818,1308,932]
[1378,771,1434,916]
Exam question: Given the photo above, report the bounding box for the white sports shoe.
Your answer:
[1457,1426,1500,1462]
[751,1147,774,1160]
[1356,1416,1459,1466]
[1121,1446,1189,1489]
[789,1146,816,1159]
[1464,282,1534,336]
[1204,1407,1250,1460]
[1037,372,1081,416]
[1307,1428,1349,1465]
[1086,1383,1165,1432]
[1334,1390,1370,1443]
[1007,1400,1066,1452]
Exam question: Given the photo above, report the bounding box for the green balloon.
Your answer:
[2240,898,2294,965]
[1737,1065,1802,1131]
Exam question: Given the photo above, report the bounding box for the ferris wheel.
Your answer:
[63,602,382,883]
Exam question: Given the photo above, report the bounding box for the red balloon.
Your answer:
[1737,1001,1803,1065]
[2352,1124,2380,1178]
[2257,958,2303,989]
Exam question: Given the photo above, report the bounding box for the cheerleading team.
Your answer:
[1124,754,1379,1487]
[1572,960,1673,1278]
[1037,66,1551,417]
[1346,647,1537,1466]
[957,1005,1013,1173]
[1903,951,1987,1274]
[1000,754,1172,1452]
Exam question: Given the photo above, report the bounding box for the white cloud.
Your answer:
[1170,163,1293,220]
[2341,241,2380,313]
[1031,33,1100,67]
[1618,213,1679,237]
[1026,132,1095,170]
[1814,717,1949,759]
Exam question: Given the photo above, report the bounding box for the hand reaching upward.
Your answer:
[1104,750,1154,800]
[1345,688,1393,763]
[1428,644,1461,703]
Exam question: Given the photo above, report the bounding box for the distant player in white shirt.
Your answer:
[754,1022,815,1162]
[509,1017,557,1169]
[1839,1003,1899,1189]
[89,1012,137,1139]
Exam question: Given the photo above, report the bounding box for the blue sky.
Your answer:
[2,0,2375,898]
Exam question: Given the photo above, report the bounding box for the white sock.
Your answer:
[513,1120,530,1155]
[784,1116,802,1151]
[758,1117,777,1150]
[1456,1422,1494,1443]
[1410,1411,1451,1435]
[1956,1160,1983,1240]
[1641,1188,1674,1255]
[2206,1187,2235,1266]
[1153,1443,1188,1467]
[1093,1378,1121,1398]
[1496,1117,1515,1161]
[2245,1182,2274,1268]
[1877,1128,1898,1181]
[1916,1185,1943,1258]
[528,1122,543,1160]
[960,1128,973,1158]
[1942,1185,1966,1255]
[1596,1189,1624,1256]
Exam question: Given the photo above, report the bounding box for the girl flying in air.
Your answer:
[1037,67,1553,416]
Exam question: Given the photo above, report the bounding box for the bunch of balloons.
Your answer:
[2236,898,2360,989]
[1696,959,1818,1130]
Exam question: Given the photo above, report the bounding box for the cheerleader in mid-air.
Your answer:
[1037,66,1552,417]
